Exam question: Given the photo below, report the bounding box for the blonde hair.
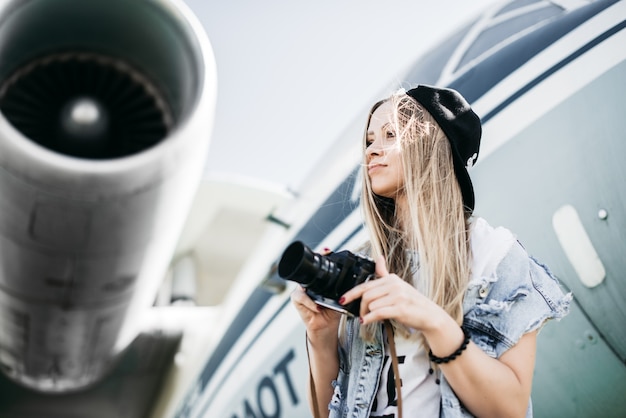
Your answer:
[358,92,471,340]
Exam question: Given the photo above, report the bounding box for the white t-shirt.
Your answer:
[369,332,440,417]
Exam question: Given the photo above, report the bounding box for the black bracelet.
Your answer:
[428,326,471,364]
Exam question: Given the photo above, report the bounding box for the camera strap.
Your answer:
[384,320,403,418]
[306,332,323,418]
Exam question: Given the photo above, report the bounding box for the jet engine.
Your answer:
[0,0,216,392]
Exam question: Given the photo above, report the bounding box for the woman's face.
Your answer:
[365,100,404,199]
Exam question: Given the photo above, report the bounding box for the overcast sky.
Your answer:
[184,0,496,191]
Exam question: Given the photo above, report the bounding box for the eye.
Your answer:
[381,123,396,140]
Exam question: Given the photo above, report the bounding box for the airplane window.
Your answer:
[457,5,563,70]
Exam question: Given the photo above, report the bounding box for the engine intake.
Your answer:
[0,0,216,393]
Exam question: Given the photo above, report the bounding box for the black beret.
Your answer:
[405,85,482,212]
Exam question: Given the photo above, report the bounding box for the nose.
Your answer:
[366,138,382,160]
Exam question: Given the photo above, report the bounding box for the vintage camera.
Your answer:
[278,241,375,316]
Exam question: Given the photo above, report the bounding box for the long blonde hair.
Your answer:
[359,92,471,340]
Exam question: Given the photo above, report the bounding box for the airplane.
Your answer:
[0,1,624,418]
[163,0,626,417]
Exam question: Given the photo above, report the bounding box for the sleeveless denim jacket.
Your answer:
[327,220,571,418]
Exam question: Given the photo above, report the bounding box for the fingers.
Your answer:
[356,282,391,319]
[291,285,318,313]
[340,255,390,306]
[339,275,391,319]
[358,279,406,322]
[339,270,413,325]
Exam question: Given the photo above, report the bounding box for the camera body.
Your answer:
[278,241,375,316]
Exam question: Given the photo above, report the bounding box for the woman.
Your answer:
[291,85,571,417]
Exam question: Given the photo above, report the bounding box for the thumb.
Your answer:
[375,255,389,278]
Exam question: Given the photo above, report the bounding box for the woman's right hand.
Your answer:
[290,285,341,341]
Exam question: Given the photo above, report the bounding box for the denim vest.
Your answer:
[328,221,571,418]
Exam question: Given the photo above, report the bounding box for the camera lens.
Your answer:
[278,241,334,286]
[278,240,375,316]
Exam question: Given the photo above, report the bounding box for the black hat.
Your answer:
[405,85,481,212]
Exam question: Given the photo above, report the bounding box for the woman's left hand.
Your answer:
[340,256,443,331]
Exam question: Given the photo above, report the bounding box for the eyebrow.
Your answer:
[368,122,392,135]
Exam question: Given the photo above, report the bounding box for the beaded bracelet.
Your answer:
[428,326,471,364]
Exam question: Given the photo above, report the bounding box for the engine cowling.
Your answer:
[0,0,216,392]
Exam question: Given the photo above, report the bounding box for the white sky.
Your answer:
[184,0,496,191]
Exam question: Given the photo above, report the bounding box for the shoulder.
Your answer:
[489,242,571,320]
[469,217,517,281]
[464,219,571,357]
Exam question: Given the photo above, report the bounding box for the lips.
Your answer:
[368,163,385,174]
